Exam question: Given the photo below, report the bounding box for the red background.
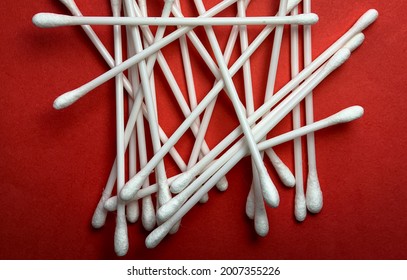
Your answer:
[1,0,406,259]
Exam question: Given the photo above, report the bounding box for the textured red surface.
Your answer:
[0,0,406,259]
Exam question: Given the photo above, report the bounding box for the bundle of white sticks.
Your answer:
[33,0,378,256]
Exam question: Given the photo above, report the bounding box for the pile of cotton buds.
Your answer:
[33,0,378,256]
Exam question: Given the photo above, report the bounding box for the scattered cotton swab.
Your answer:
[33,1,378,256]
[32,12,318,28]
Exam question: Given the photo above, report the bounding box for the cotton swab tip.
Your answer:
[32,13,71,28]
[330,106,364,124]
[114,224,129,256]
[91,209,107,229]
[298,13,319,25]
[53,89,82,110]
[295,195,307,222]
[156,199,181,223]
[215,176,229,191]
[324,48,351,73]
[126,202,139,223]
[355,9,379,31]
[120,176,145,201]
[170,171,195,193]
[344,33,365,52]
[104,197,117,212]
[245,190,255,220]
[306,174,323,213]
[254,214,269,237]
[120,185,138,202]
[259,174,280,208]
[145,225,171,248]
[275,164,296,187]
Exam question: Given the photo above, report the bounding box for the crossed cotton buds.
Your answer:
[33,0,378,256]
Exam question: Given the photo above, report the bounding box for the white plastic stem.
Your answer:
[173,0,202,168]
[175,0,198,116]
[33,12,318,27]
[290,4,306,222]
[139,0,157,113]
[111,0,128,257]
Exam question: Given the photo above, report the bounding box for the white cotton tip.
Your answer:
[355,9,379,32]
[215,176,229,191]
[266,150,295,187]
[170,171,195,193]
[254,212,269,237]
[142,198,156,231]
[53,88,84,110]
[299,13,319,25]
[145,223,172,249]
[287,0,302,12]
[120,175,145,201]
[91,203,107,229]
[199,193,209,204]
[274,161,296,187]
[330,106,364,124]
[156,198,182,223]
[306,173,323,213]
[104,196,117,212]
[245,188,255,220]
[259,174,280,208]
[324,48,351,74]
[32,13,71,28]
[126,201,139,223]
[157,181,172,208]
[294,194,307,222]
[114,222,129,256]
[344,33,365,53]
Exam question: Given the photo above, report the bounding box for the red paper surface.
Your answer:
[0,0,406,259]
